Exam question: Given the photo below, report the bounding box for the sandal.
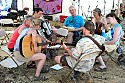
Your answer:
[27,61,36,68]
[34,76,48,81]
[41,65,50,73]
[34,76,41,81]
[94,67,107,72]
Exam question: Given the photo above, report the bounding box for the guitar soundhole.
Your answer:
[30,42,33,51]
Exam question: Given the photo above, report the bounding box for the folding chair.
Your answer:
[55,28,68,43]
[0,29,8,45]
[0,19,15,30]
[0,46,30,81]
[5,30,14,40]
[104,44,118,64]
[103,44,125,70]
[59,51,101,83]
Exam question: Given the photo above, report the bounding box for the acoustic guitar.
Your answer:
[19,35,76,58]
[19,34,49,58]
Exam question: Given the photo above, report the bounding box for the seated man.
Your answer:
[54,21,105,78]
[32,8,53,41]
[13,18,48,81]
[63,6,84,43]
[51,6,84,44]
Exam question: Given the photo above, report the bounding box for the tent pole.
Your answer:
[117,0,120,17]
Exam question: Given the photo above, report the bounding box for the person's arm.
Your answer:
[74,27,83,31]
[62,16,70,29]
[62,42,76,60]
[62,26,67,29]
[18,25,26,34]
[105,26,120,45]
[39,35,51,42]
[101,17,109,32]
[30,30,39,53]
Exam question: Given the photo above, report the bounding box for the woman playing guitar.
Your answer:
[13,18,48,81]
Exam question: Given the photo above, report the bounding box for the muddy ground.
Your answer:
[0,27,125,83]
[1,41,125,83]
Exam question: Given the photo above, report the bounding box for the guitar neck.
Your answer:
[56,42,76,46]
[37,42,50,46]
[37,42,76,46]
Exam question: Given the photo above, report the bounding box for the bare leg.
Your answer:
[51,26,58,33]
[67,32,73,43]
[31,53,46,77]
[97,56,106,68]
[55,56,62,64]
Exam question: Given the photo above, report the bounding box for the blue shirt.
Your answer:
[14,28,30,51]
[63,15,84,29]
[102,23,123,46]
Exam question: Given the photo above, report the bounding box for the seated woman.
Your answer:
[13,18,48,81]
[95,12,124,72]
[92,8,108,36]
[7,15,33,52]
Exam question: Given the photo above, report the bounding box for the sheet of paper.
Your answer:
[50,64,63,70]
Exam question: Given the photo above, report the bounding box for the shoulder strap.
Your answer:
[84,35,105,51]
[84,35,105,58]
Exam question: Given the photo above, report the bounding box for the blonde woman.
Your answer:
[14,18,48,81]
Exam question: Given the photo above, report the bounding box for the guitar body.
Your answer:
[19,35,42,58]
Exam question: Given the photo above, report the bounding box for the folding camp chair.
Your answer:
[52,28,68,43]
[5,30,14,40]
[99,44,125,71]
[0,29,8,45]
[0,19,15,30]
[103,44,118,64]
[58,51,101,83]
[0,46,30,81]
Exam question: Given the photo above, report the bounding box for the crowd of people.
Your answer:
[6,2,125,81]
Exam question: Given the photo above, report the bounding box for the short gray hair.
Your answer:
[23,15,33,23]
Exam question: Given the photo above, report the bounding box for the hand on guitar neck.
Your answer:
[62,41,68,50]
[34,46,40,53]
